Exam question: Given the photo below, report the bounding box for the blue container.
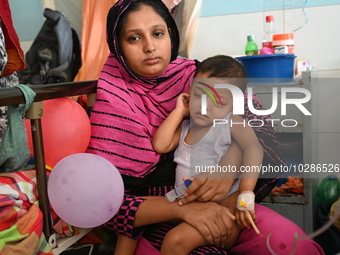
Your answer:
[236,54,296,83]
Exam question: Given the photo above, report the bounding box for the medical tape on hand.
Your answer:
[236,191,255,211]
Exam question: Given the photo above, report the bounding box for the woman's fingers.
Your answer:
[178,177,234,205]
[225,208,236,221]
[219,208,235,247]
[194,179,225,202]
[178,178,208,205]
[207,217,222,246]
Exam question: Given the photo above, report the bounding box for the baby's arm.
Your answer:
[230,114,264,228]
[152,93,190,153]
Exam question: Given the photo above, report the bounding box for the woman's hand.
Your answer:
[179,141,243,205]
[177,200,236,247]
[178,176,236,205]
[134,196,235,247]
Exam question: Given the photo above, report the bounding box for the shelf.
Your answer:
[250,76,309,134]
[248,78,303,92]
[258,72,313,234]
[262,193,307,205]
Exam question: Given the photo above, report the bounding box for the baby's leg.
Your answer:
[161,222,207,255]
[114,234,138,255]
[161,220,241,255]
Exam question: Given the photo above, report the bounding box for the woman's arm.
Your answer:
[134,195,235,248]
[152,93,189,153]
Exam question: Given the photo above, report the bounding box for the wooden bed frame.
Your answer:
[0,80,97,254]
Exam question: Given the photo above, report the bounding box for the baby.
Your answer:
[152,55,263,254]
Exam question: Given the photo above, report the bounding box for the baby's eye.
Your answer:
[217,101,226,106]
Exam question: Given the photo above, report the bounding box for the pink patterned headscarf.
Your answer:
[87,0,196,178]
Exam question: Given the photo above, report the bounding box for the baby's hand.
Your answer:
[235,208,257,229]
[236,191,257,229]
[176,93,190,117]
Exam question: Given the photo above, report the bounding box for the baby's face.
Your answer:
[190,73,234,127]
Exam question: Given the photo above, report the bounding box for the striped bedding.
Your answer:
[0,170,81,254]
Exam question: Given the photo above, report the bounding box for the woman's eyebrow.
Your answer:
[121,27,141,35]
[152,24,167,29]
[124,24,167,35]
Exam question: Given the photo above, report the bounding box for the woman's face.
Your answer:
[118,5,172,78]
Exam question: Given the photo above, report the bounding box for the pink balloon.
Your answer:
[25,98,91,168]
[48,153,124,228]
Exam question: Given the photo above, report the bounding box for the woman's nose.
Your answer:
[144,37,155,53]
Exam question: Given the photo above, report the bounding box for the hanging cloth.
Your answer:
[0,84,36,173]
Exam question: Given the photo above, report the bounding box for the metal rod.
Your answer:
[31,118,53,238]
[0,80,97,107]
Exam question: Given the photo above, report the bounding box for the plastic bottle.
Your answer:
[245,35,258,56]
[165,179,192,202]
[264,15,276,48]
[272,33,295,54]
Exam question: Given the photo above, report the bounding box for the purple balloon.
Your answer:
[48,153,124,228]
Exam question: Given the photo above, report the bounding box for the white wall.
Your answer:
[9,0,82,54]
[13,2,340,73]
[190,5,340,72]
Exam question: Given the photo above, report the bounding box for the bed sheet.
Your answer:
[0,170,81,255]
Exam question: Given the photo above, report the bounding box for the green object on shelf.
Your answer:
[245,35,258,56]
[317,175,340,205]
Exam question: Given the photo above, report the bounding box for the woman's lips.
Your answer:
[144,57,159,65]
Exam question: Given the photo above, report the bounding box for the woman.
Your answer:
[87,0,324,254]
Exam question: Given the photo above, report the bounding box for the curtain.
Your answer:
[74,0,117,81]
[173,0,203,59]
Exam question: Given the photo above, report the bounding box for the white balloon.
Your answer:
[48,153,124,228]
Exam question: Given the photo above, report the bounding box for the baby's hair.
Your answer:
[196,55,248,92]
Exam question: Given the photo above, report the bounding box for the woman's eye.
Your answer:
[154,31,164,37]
[129,36,140,42]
